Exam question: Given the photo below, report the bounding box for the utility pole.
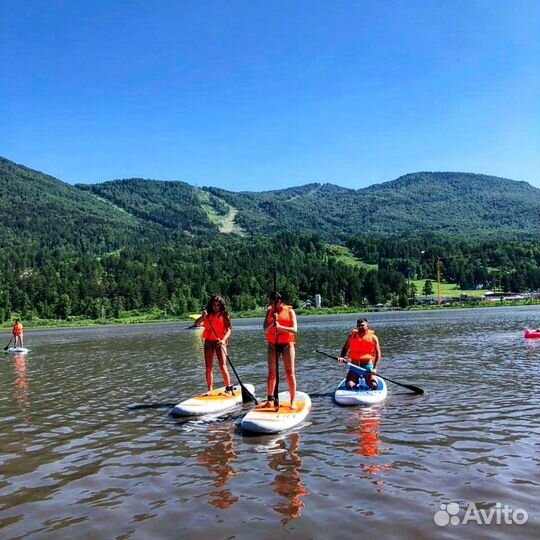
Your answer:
[436,258,442,305]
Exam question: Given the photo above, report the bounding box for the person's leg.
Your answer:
[346,364,360,388]
[203,342,215,393]
[282,344,297,408]
[365,372,379,389]
[265,344,278,406]
[361,363,378,389]
[216,345,232,392]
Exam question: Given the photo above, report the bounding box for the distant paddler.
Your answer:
[12,319,24,349]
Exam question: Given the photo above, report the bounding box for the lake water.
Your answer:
[1,306,539,540]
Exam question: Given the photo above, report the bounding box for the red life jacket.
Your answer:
[202,313,229,341]
[349,329,376,361]
[266,304,296,344]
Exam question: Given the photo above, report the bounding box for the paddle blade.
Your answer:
[400,383,424,395]
[241,385,257,404]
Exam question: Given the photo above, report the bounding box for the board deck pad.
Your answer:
[172,384,255,417]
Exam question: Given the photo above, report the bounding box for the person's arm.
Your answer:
[222,318,232,343]
[263,308,274,333]
[194,310,207,326]
[372,335,382,371]
[338,334,352,363]
[275,309,297,335]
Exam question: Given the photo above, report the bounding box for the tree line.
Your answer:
[1,232,539,323]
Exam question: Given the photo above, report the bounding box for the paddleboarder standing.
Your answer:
[263,292,298,410]
[194,295,233,395]
[12,319,24,349]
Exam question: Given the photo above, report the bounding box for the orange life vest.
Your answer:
[349,329,376,361]
[13,322,23,336]
[202,313,229,341]
[266,304,296,345]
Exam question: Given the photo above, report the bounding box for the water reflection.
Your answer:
[347,407,392,492]
[524,338,540,360]
[197,425,238,509]
[12,353,30,422]
[268,433,309,524]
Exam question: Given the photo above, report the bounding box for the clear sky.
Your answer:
[1,0,539,191]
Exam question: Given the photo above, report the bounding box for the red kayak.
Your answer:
[524,328,540,339]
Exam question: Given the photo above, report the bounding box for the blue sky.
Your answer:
[1,0,539,191]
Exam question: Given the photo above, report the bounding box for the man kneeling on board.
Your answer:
[338,318,381,390]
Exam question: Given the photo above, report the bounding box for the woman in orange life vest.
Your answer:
[194,295,233,395]
[12,319,24,348]
[263,292,298,410]
[338,318,381,390]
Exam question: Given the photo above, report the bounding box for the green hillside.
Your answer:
[0,157,146,256]
[1,156,539,323]
[204,172,540,240]
[76,178,232,235]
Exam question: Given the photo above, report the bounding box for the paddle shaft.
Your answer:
[273,268,279,406]
[3,337,12,351]
[316,349,424,395]
[205,314,258,404]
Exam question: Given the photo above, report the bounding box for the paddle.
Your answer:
[3,337,12,351]
[272,268,280,409]
[205,313,258,404]
[316,349,425,395]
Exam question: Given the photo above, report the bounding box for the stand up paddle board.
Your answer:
[5,347,29,354]
[171,384,255,417]
[334,377,387,406]
[240,391,311,434]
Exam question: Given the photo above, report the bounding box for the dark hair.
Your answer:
[356,318,368,325]
[268,291,283,302]
[205,295,231,326]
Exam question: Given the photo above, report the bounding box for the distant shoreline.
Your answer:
[1,299,538,332]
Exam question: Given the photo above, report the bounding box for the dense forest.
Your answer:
[0,157,539,322]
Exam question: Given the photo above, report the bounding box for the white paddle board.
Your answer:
[5,347,29,354]
[334,377,387,406]
[172,384,255,417]
[240,391,311,434]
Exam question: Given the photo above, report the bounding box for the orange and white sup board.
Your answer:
[172,384,255,417]
[240,391,311,434]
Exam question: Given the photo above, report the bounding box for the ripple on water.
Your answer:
[1,312,539,539]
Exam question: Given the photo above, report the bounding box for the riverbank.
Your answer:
[1,298,538,331]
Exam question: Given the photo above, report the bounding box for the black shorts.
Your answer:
[269,343,291,355]
[204,340,220,351]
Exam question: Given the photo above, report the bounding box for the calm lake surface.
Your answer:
[1,306,539,540]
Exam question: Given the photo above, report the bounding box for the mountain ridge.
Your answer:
[1,156,538,247]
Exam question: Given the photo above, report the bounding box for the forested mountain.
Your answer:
[76,171,540,241]
[76,178,228,234]
[0,157,162,259]
[204,172,540,240]
[0,156,539,322]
